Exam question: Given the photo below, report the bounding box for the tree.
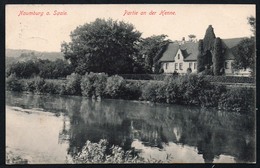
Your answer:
[197,40,205,73]
[61,18,142,75]
[135,35,169,73]
[188,34,196,42]
[203,25,216,52]
[247,16,256,37]
[212,37,224,76]
[232,38,255,74]
[232,16,256,75]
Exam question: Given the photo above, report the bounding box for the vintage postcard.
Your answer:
[5,4,256,164]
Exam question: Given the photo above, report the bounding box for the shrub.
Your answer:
[123,81,142,100]
[164,77,182,104]
[24,79,36,92]
[6,74,23,91]
[155,83,167,103]
[65,73,82,95]
[198,84,226,107]
[43,81,63,95]
[105,75,126,98]
[181,74,211,105]
[23,76,46,93]
[6,151,29,164]
[81,72,108,98]
[218,87,255,113]
[34,77,46,93]
[141,83,158,102]
[70,139,141,164]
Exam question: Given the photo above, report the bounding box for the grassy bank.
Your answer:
[6,73,255,113]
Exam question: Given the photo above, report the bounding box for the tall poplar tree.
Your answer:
[212,37,223,75]
[197,40,205,72]
[203,25,216,52]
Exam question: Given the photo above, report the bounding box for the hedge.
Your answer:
[6,73,255,113]
[119,74,255,84]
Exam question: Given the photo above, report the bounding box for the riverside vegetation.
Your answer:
[6,72,255,114]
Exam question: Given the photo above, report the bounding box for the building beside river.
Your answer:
[159,36,251,76]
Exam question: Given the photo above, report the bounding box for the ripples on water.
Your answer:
[6,91,256,164]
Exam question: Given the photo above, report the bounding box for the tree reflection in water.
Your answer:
[6,92,256,163]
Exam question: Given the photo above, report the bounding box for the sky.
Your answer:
[6,4,255,52]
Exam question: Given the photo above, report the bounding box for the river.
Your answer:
[6,91,256,164]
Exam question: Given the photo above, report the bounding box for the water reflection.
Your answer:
[6,91,255,163]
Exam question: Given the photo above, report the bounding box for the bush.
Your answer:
[198,85,226,107]
[181,74,212,105]
[65,73,82,95]
[6,74,23,91]
[70,139,141,164]
[34,77,46,93]
[43,80,64,95]
[141,83,159,102]
[23,76,46,93]
[218,87,255,113]
[123,81,142,100]
[105,75,126,98]
[81,72,108,98]
[164,76,182,104]
[24,79,36,92]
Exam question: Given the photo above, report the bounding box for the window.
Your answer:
[225,61,229,69]
[194,63,197,69]
[189,62,192,68]
[165,63,168,69]
[175,63,178,70]
[179,63,183,70]
[178,54,180,59]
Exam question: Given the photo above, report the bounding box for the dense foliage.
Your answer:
[197,39,205,73]
[81,72,108,98]
[232,38,255,75]
[69,139,173,163]
[203,25,216,52]
[134,35,170,73]
[212,37,224,75]
[6,73,254,113]
[6,59,72,79]
[61,18,141,75]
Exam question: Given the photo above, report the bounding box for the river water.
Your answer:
[6,91,255,164]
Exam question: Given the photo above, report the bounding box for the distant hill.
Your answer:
[6,49,64,61]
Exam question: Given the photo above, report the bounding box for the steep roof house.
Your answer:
[158,37,251,76]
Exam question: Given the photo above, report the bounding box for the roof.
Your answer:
[159,43,179,62]
[159,37,244,62]
[180,42,199,61]
[222,37,245,60]
[222,37,245,49]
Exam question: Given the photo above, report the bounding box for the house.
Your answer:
[158,37,251,76]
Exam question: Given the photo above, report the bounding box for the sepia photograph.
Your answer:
[5,4,256,164]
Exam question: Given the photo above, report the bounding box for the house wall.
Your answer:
[162,62,175,73]
[224,60,251,76]
[162,49,197,74]
[174,50,186,74]
[224,60,233,75]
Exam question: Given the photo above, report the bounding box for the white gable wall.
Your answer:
[161,49,198,74]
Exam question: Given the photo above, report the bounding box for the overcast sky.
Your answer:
[6,4,255,52]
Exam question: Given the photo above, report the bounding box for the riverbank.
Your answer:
[6,73,255,113]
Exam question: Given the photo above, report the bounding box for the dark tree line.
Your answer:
[6,59,73,79]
